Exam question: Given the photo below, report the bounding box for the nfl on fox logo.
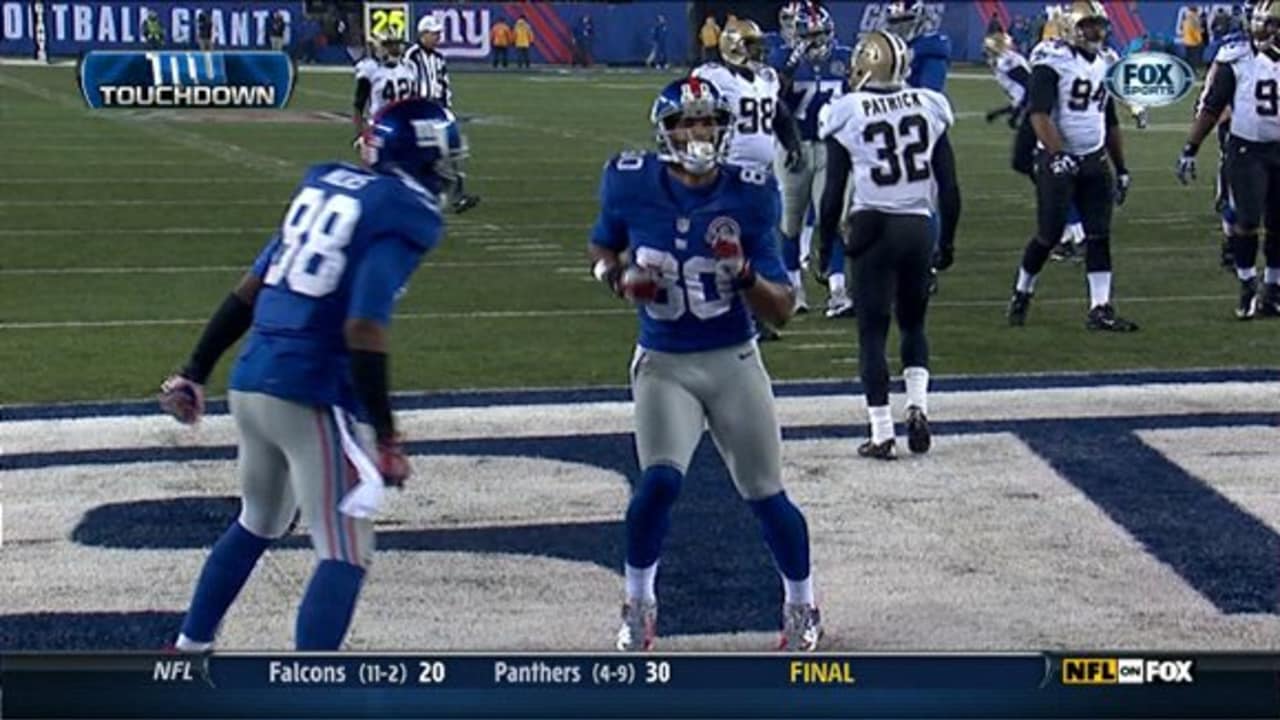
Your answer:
[1120,659,1195,685]
[1105,52,1195,109]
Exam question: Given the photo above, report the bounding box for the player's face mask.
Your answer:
[660,114,731,176]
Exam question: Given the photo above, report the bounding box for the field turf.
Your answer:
[0,63,1273,406]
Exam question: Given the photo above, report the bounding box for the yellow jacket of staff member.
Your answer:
[1181,14,1203,46]
[514,19,534,48]
[1041,19,1059,41]
[700,19,720,49]
[491,22,512,47]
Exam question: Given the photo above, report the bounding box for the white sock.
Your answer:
[787,270,803,290]
[1238,266,1258,282]
[1087,271,1112,308]
[903,366,929,414]
[868,405,894,444]
[625,562,658,603]
[799,225,813,264]
[828,272,846,296]
[175,634,214,653]
[783,575,815,606]
[1265,268,1280,285]
[1016,267,1037,294]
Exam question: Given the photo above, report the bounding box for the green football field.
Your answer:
[0,63,1273,407]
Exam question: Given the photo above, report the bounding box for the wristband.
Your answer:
[1182,142,1200,158]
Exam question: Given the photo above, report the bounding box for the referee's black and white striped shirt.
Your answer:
[403,43,452,108]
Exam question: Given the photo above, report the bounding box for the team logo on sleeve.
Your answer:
[706,216,742,246]
[1105,52,1195,109]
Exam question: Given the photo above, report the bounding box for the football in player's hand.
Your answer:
[159,375,205,425]
[620,266,659,303]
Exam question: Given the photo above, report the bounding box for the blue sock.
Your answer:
[826,228,846,277]
[296,560,366,650]
[782,233,801,272]
[1223,203,1237,226]
[180,521,272,643]
[748,492,811,581]
[625,465,682,568]
[1066,203,1082,226]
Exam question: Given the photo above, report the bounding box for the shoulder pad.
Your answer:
[757,65,779,83]
[817,95,855,139]
[1213,40,1251,64]
[693,62,725,77]
[1100,47,1120,64]
[1031,40,1072,66]
[602,150,655,188]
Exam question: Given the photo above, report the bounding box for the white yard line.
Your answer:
[0,294,1239,331]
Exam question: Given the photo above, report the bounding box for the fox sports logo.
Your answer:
[1105,52,1195,109]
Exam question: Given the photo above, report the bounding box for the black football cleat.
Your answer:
[1085,304,1139,332]
[1049,242,1077,262]
[905,405,931,454]
[857,438,897,461]
[1259,283,1280,318]
[1236,277,1259,320]
[452,193,481,214]
[1007,291,1032,326]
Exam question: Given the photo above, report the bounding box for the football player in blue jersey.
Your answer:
[884,1,952,93]
[768,3,855,318]
[159,98,466,652]
[589,77,822,652]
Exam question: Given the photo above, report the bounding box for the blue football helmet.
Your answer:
[650,77,734,175]
[361,97,468,196]
[884,1,927,43]
[796,3,836,61]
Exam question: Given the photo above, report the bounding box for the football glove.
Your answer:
[932,242,955,272]
[1115,171,1132,206]
[711,236,755,294]
[1134,107,1150,130]
[376,437,411,488]
[783,147,804,172]
[619,266,660,304]
[1176,144,1198,185]
[159,374,205,425]
[1048,152,1078,178]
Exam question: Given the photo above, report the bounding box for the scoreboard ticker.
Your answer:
[0,653,1277,718]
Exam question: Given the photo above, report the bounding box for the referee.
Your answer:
[405,14,480,213]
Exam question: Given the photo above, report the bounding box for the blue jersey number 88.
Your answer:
[264,187,362,297]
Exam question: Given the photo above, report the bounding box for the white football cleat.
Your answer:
[779,603,822,651]
[616,599,657,652]
[824,291,855,319]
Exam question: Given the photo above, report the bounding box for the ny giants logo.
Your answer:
[421,7,491,59]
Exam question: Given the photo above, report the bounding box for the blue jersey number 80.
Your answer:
[264,187,362,297]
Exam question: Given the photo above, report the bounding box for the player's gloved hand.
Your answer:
[932,242,955,272]
[594,260,625,297]
[784,147,804,172]
[1048,152,1079,178]
[1176,143,1198,185]
[784,40,811,72]
[352,134,366,152]
[1114,170,1132,206]
[619,266,660,304]
[712,236,756,294]
[159,374,205,425]
[1134,107,1150,130]
[376,436,411,488]
[984,108,1000,124]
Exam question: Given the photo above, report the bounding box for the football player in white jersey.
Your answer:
[693,19,802,174]
[1006,1,1137,332]
[352,29,419,137]
[817,30,959,459]
[1178,0,1280,318]
[983,32,1030,128]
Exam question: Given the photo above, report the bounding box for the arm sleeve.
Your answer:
[931,132,961,251]
[1027,65,1060,116]
[1008,64,1031,89]
[589,168,628,251]
[774,99,802,154]
[818,136,852,263]
[353,77,372,115]
[348,237,426,324]
[1105,97,1119,129]
[1199,62,1235,116]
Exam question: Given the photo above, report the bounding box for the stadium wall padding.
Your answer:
[0,2,1232,65]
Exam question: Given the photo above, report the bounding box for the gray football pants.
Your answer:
[774,141,828,238]
[630,341,784,500]
[229,390,376,568]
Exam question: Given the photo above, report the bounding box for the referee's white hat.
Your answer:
[417,14,444,34]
